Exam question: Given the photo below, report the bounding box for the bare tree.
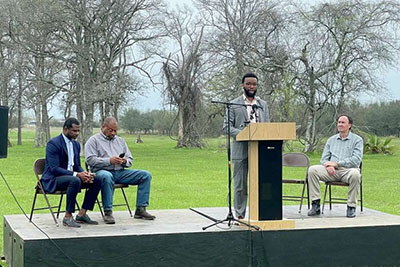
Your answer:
[286,0,400,152]
[0,2,27,147]
[55,0,164,144]
[197,0,284,93]
[6,0,66,146]
[196,0,289,125]
[160,7,207,147]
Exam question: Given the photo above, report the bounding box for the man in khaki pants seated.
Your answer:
[307,115,363,218]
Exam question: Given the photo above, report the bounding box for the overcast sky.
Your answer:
[132,0,400,111]
[47,0,400,117]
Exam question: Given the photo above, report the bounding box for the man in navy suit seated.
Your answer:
[41,118,104,227]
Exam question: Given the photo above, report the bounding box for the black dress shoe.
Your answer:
[63,216,81,228]
[346,206,356,218]
[307,199,321,216]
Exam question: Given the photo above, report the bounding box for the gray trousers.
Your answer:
[233,159,248,218]
[308,165,361,208]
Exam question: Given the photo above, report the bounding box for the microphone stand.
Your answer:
[190,101,260,231]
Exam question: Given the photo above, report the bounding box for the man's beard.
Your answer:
[244,89,257,98]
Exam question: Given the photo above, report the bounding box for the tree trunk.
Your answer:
[177,105,184,147]
[82,102,94,147]
[304,108,317,153]
[34,103,42,148]
[113,103,119,121]
[99,102,104,124]
[104,102,111,119]
[337,86,346,116]
[41,100,51,143]
[304,72,317,152]
[17,68,23,145]
[76,94,84,144]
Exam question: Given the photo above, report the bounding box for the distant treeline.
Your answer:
[22,100,398,139]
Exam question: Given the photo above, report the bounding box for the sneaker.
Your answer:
[75,214,99,225]
[307,199,321,216]
[134,207,156,220]
[346,206,356,218]
[103,210,115,224]
[63,216,81,228]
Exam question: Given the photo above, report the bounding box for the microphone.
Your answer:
[251,104,263,111]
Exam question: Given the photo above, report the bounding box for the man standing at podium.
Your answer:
[307,115,363,218]
[223,72,270,219]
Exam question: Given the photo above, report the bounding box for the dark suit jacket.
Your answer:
[223,95,270,160]
[41,134,84,193]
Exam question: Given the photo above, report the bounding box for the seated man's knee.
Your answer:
[96,170,114,185]
[308,165,320,177]
[70,176,82,189]
[94,174,105,185]
[143,170,152,180]
[137,170,152,184]
[348,169,361,184]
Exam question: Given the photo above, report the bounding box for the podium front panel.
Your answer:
[258,140,282,220]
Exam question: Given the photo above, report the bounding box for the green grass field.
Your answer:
[0,128,400,259]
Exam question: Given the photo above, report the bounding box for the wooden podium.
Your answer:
[236,122,296,230]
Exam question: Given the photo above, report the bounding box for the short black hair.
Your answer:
[337,114,353,125]
[63,117,80,129]
[241,72,258,83]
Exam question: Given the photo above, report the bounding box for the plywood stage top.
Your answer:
[4,205,400,241]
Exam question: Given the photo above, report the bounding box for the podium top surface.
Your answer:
[236,122,296,141]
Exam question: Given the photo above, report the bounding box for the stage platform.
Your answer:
[3,205,400,266]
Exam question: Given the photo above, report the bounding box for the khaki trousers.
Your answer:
[308,165,361,208]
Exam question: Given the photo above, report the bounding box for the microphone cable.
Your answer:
[0,170,82,267]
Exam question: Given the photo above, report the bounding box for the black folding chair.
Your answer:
[85,163,132,217]
[282,153,311,213]
[322,162,363,213]
[30,158,80,226]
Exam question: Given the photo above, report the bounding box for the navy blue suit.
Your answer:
[42,134,103,213]
[42,134,84,193]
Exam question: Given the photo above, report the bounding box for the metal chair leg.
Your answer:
[57,194,64,219]
[360,180,363,212]
[75,200,80,211]
[306,181,310,209]
[97,198,104,217]
[29,191,38,222]
[42,192,59,226]
[120,188,132,217]
[298,182,306,213]
[322,183,329,214]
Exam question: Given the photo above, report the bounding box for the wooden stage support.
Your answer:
[4,206,400,267]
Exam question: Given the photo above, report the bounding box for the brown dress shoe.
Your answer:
[103,210,115,224]
[134,207,155,220]
[75,214,99,225]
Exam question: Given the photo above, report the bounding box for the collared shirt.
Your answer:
[243,94,259,123]
[62,133,74,171]
[320,131,363,168]
[84,131,133,172]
